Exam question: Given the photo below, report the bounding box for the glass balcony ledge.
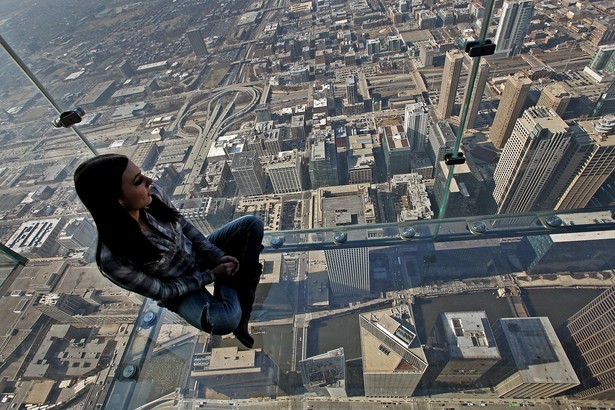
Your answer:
[105,206,615,410]
[261,207,615,252]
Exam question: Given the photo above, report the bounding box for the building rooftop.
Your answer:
[498,317,580,385]
[5,218,62,254]
[440,311,500,360]
[268,150,299,168]
[208,346,256,369]
[360,306,427,374]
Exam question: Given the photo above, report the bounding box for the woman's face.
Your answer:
[118,160,153,212]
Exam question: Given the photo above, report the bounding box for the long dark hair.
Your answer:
[74,154,180,266]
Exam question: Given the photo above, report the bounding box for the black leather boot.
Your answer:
[233,288,256,348]
[232,263,262,348]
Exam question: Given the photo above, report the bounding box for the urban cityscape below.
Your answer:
[0,0,614,409]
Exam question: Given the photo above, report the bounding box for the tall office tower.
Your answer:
[428,311,500,386]
[461,59,489,129]
[556,117,615,209]
[521,230,615,275]
[6,219,63,259]
[192,347,279,399]
[387,36,403,52]
[493,107,575,214]
[310,137,339,188]
[267,150,303,194]
[490,72,532,149]
[358,73,373,112]
[318,185,374,297]
[591,81,615,117]
[180,197,233,234]
[591,19,615,46]
[493,0,534,58]
[254,103,272,122]
[437,50,464,120]
[437,9,455,26]
[299,348,347,397]
[366,39,381,55]
[419,45,434,68]
[324,247,369,297]
[290,65,310,84]
[565,286,615,400]
[34,294,97,323]
[186,29,208,57]
[383,132,412,177]
[359,306,428,397]
[537,83,571,117]
[433,161,483,217]
[346,75,359,105]
[427,117,457,165]
[492,317,579,398]
[404,102,429,151]
[588,44,615,75]
[263,128,283,156]
[290,115,307,140]
[230,151,266,197]
[532,123,595,211]
[324,80,335,99]
[56,218,96,250]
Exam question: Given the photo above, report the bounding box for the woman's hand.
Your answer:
[211,255,240,279]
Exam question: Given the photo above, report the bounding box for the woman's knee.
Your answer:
[210,301,242,335]
[240,215,264,235]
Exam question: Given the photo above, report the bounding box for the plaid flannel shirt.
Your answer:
[98,185,225,302]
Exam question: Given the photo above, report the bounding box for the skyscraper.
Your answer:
[192,347,279,399]
[437,50,464,120]
[490,72,532,149]
[267,150,303,194]
[537,83,571,117]
[522,230,615,275]
[382,131,412,177]
[493,107,574,214]
[387,36,403,52]
[493,0,535,58]
[317,185,374,297]
[404,102,429,152]
[359,306,428,397]
[186,29,208,57]
[591,81,615,117]
[345,75,359,105]
[492,317,579,398]
[254,104,272,122]
[433,161,483,217]
[310,136,339,188]
[428,311,500,386]
[427,117,457,165]
[230,151,266,196]
[591,19,615,46]
[419,45,434,68]
[180,197,233,234]
[565,286,615,400]
[366,39,381,55]
[588,44,615,75]
[299,348,347,397]
[324,247,370,297]
[556,117,615,209]
[461,59,489,129]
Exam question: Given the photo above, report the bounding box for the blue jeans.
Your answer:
[165,216,264,335]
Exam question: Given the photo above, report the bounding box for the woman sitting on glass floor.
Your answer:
[74,154,263,348]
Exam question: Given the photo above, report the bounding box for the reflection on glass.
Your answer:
[1,0,615,408]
